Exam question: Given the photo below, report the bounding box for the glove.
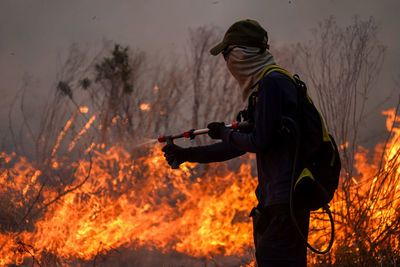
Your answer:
[207,122,226,139]
[161,143,188,168]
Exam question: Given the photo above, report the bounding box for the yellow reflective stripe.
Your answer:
[306,92,313,104]
[295,168,315,191]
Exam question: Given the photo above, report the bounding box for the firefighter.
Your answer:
[162,19,310,267]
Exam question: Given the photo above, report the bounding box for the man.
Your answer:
[162,19,310,267]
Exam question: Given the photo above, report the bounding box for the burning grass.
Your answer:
[0,108,399,266]
[0,144,257,266]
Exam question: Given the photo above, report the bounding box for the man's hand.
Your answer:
[162,143,187,168]
[207,122,226,139]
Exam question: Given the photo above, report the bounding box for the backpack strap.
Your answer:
[255,64,296,92]
[244,65,296,121]
[256,66,336,166]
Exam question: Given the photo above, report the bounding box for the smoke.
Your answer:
[1,1,400,155]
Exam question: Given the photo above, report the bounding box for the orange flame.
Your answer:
[0,147,256,265]
[68,115,96,152]
[0,108,399,265]
[308,108,400,264]
[51,111,79,156]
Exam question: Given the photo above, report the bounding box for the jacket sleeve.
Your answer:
[186,141,245,163]
[221,75,296,153]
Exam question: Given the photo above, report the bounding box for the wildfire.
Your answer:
[0,146,257,265]
[0,109,399,266]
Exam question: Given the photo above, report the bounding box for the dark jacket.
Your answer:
[187,71,298,208]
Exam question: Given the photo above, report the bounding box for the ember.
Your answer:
[140,104,151,111]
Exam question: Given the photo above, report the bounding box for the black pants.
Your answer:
[251,204,310,267]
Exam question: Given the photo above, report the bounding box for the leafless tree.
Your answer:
[184,26,242,145]
[292,16,386,174]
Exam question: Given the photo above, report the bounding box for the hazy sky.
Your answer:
[1,0,399,148]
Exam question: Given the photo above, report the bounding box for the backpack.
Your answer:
[290,74,341,211]
[246,64,341,210]
[243,64,341,254]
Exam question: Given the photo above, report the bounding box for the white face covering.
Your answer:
[226,46,276,101]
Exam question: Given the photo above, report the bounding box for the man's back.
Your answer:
[223,71,298,207]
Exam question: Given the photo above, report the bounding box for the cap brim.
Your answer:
[209,41,227,56]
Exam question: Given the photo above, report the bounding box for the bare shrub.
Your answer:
[277,16,400,266]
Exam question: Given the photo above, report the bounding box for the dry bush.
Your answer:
[277,16,400,266]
